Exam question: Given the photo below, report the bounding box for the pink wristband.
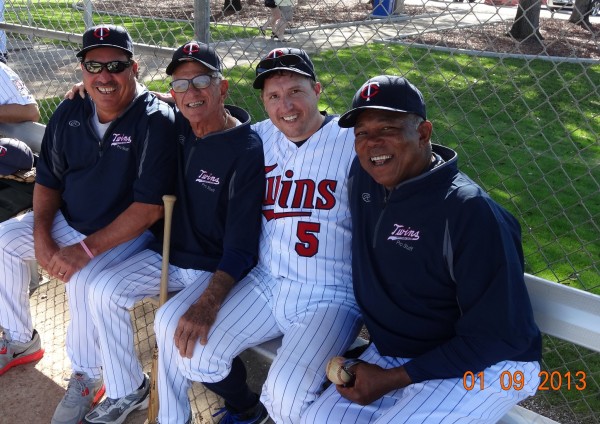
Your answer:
[80,240,95,259]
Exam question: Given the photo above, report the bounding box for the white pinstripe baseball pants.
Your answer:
[0,211,153,378]
[88,249,209,398]
[155,264,362,424]
[300,343,540,424]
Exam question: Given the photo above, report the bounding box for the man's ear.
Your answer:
[418,120,433,145]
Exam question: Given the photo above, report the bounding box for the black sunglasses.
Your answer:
[82,60,133,74]
[256,54,306,74]
[170,73,220,93]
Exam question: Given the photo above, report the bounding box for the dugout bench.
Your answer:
[3,121,600,424]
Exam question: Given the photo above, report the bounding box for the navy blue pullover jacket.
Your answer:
[349,144,541,383]
[150,105,264,280]
[36,87,177,235]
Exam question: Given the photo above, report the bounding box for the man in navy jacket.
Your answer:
[302,75,541,424]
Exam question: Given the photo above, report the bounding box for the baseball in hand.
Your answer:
[326,356,355,385]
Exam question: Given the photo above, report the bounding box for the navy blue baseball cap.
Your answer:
[253,48,316,89]
[166,41,223,75]
[338,75,427,128]
[0,138,34,175]
[76,25,134,59]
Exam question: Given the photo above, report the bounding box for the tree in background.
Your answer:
[223,0,243,14]
[569,0,594,29]
[508,0,544,41]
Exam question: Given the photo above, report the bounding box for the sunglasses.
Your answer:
[256,54,307,75]
[82,60,133,74]
[170,73,220,93]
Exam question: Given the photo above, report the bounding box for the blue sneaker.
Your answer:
[212,402,269,424]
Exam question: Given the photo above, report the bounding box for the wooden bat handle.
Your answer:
[148,194,176,424]
[159,194,176,307]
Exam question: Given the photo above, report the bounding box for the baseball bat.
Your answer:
[148,194,176,424]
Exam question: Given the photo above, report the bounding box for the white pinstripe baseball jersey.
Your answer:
[252,115,355,286]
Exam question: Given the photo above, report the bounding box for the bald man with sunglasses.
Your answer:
[0,24,177,424]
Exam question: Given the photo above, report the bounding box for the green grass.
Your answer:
[5,0,260,46]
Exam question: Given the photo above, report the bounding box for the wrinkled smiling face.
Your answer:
[353,110,433,189]
[170,61,228,130]
[81,47,138,123]
[261,72,323,142]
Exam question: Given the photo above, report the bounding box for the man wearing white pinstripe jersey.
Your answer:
[154,48,363,424]
[301,75,541,423]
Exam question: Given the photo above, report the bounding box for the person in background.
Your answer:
[301,75,542,424]
[0,0,7,64]
[0,59,40,123]
[270,0,294,42]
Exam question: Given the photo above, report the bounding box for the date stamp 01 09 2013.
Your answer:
[462,370,588,392]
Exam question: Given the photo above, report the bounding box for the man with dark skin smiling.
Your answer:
[0,24,177,424]
[301,75,541,424]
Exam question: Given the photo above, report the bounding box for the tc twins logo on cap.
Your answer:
[93,27,110,40]
[182,42,201,55]
[76,24,134,58]
[166,41,223,75]
[360,81,381,102]
[338,75,427,128]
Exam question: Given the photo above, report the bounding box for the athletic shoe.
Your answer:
[0,329,44,375]
[212,402,269,424]
[51,372,105,424]
[83,374,149,424]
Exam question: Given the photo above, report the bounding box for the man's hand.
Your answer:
[46,243,91,282]
[337,363,412,406]
[151,91,175,104]
[64,82,86,100]
[174,293,221,358]
[34,235,60,270]
[173,270,236,358]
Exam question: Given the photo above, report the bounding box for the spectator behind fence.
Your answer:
[153,47,362,424]
[0,0,6,63]
[0,24,178,424]
[271,0,294,42]
[301,75,542,424]
[0,60,40,123]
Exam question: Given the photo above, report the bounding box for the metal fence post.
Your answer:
[194,0,211,44]
[83,0,93,29]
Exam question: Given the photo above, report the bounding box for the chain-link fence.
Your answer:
[1,0,598,422]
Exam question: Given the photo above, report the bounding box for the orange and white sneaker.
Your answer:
[0,328,44,375]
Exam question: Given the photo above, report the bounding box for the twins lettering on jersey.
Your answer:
[111,133,132,151]
[263,164,337,221]
[196,170,220,185]
[263,164,338,257]
[196,169,221,192]
[388,223,419,252]
[387,224,420,241]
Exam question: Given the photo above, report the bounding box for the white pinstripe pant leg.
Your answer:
[155,266,280,424]
[65,228,154,379]
[261,279,362,424]
[301,343,540,424]
[0,212,37,342]
[89,250,193,398]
